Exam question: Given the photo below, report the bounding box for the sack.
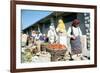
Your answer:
[70,37,75,40]
[70,27,76,40]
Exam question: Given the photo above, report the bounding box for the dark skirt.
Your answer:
[70,36,82,55]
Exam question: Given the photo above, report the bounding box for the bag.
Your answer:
[70,27,75,40]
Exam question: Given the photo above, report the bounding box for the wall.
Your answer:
[0,0,100,73]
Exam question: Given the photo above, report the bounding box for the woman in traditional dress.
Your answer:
[67,19,82,60]
[47,25,57,44]
[56,19,67,48]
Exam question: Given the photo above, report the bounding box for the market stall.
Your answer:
[46,43,67,61]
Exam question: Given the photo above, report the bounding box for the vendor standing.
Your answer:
[67,19,82,57]
[47,25,57,44]
[21,33,28,47]
[56,19,68,48]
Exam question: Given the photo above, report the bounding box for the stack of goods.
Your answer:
[38,51,51,62]
[21,49,33,63]
[32,51,51,62]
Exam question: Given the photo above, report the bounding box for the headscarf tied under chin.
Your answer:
[72,19,80,27]
[56,19,66,33]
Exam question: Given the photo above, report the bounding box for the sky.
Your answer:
[21,10,53,30]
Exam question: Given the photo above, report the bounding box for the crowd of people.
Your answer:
[21,19,89,62]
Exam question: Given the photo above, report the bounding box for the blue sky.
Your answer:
[21,10,53,30]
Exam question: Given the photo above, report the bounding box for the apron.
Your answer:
[70,36,82,55]
[70,27,82,55]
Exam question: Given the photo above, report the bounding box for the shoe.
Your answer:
[69,58,74,61]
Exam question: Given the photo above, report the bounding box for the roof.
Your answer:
[22,10,53,30]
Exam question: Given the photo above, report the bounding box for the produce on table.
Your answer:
[47,43,67,50]
[21,49,33,62]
